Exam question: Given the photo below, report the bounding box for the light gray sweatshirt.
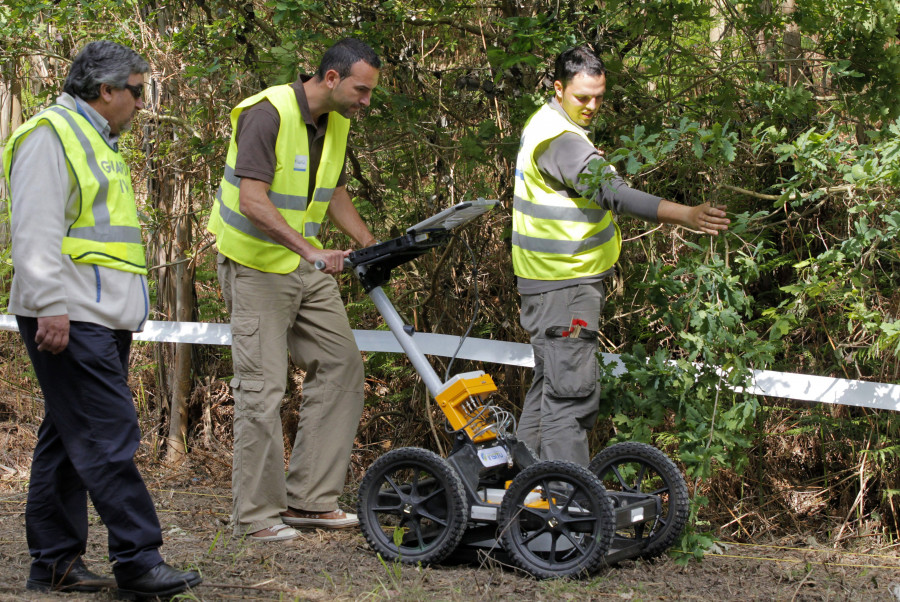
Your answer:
[6,93,149,331]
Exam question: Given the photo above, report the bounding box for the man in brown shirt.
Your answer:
[209,38,380,542]
[233,80,350,204]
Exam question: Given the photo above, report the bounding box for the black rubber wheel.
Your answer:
[357,447,468,565]
[497,461,615,579]
[588,442,689,559]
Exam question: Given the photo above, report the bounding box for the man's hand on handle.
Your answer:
[309,249,352,274]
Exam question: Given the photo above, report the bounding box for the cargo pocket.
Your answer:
[230,376,266,415]
[545,337,599,398]
[230,314,263,378]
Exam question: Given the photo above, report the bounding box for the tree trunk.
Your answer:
[165,173,195,464]
[0,61,23,246]
[782,0,801,86]
[709,4,725,61]
[758,0,776,81]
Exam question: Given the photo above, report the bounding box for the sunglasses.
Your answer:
[122,83,144,100]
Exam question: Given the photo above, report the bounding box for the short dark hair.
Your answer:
[315,37,381,80]
[63,40,149,101]
[554,44,606,87]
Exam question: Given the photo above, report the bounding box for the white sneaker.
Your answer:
[280,508,359,530]
[247,523,299,542]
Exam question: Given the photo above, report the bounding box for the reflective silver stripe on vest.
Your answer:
[516,170,580,199]
[542,182,581,199]
[511,220,618,255]
[215,187,278,244]
[311,187,335,204]
[48,107,138,241]
[513,194,611,223]
[222,165,308,211]
[302,187,335,236]
[67,225,143,243]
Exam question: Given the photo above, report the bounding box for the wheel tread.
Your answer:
[358,447,468,565]
[589,442,689,559]
[498,460,615,579]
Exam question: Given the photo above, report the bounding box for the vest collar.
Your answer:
[295,75,329,140]
[61,92,120,148]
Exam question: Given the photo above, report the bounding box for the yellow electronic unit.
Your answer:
[434,371,499,443]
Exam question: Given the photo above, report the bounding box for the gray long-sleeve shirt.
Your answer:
[6,93,149,331]
[518,98,663,295]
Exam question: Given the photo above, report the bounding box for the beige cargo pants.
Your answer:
[218,253,365,536]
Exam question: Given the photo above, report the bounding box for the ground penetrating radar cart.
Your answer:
[345,199,690,578]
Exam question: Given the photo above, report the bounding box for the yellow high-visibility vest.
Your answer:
[3,105,147,274]
[512,103,621,280]
[208,84,349,274]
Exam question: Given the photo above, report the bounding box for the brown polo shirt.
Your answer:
[232,75,348,201]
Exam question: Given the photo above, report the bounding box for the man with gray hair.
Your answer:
[3,40,201,597]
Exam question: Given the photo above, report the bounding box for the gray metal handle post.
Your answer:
[367,285,443,396]
[313,257,442,390]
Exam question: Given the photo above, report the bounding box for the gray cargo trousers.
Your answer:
[516,281,604,465]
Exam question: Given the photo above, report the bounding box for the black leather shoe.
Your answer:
[117,562,202,600]
[26,559,115,592]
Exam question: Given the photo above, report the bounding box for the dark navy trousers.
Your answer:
[18,317,164,583]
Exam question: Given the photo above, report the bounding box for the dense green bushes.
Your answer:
[2,0,900,554]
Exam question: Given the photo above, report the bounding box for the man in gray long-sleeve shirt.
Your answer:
[512,44,730,465]
[3,40,200,598]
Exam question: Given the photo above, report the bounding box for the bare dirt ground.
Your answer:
[2,455,900,602]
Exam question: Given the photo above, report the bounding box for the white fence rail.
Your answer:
[2,315,899,412]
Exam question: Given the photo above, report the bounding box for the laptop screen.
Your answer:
[406,198,499,234]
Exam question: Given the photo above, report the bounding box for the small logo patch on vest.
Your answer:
[293,155,308,172]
